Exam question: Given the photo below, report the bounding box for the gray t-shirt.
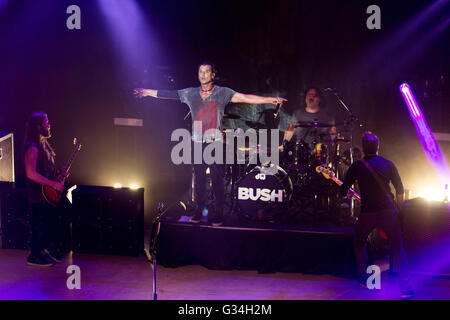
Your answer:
[178,86,236,142]
[290,108,335,144]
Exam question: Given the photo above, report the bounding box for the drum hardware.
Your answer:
[326,89,364,218]
[282,139,311,171]
[203,107,359,223]
[293,122,335,128]
[320,137,351,144]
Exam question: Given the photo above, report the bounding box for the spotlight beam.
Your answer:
[400,83,449,187]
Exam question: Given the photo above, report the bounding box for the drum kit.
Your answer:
[216,113,360,223]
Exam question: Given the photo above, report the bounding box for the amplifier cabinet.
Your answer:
[0,183,31,249]
[0,132,14,182]
[72,185,144,256]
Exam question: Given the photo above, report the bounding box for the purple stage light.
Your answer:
[0,0,9,12]
[400,83,449,185]
[97,0,162,80]
[360,0,450,72]
[400,84,421,118]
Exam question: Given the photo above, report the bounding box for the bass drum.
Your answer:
[236,163,293,221]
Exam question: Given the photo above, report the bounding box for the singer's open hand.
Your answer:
[133,88,146,98]
[267,97,287,105]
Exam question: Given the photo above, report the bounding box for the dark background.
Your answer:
[0,0,449,220]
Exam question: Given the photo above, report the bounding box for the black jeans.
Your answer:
[30,202,71,257]
[192,142,225,221]
[30,203,55,256]
[354,209,410,288]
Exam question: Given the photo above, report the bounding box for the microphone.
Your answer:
[323,88,336,93]
[273,98,283,118]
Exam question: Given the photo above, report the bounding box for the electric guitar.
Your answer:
[42,138,82,206]
[315,165,361,201]
[315,165,388,240]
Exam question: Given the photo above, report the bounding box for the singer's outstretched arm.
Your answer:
[134,88,157,98]
[134,88,286,105]
[134,88,180,100]
[231,92,286,105]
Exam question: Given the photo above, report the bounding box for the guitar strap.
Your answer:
[361,157,399,214]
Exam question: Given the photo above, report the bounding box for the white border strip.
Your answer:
[114,118,143,127]
[433,132,450,142]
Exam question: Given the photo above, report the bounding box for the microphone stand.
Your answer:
[329,90,364,218]
[149,202,166,300]
[182,111,196,211]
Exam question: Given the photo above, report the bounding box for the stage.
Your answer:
[155,200,450,279]
[155,220,358,278]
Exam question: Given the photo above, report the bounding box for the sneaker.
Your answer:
[358,275,369,289]
[26,254,55,267]
[401,289,415,300]
[46,250,63,263]
[43,248,63,263]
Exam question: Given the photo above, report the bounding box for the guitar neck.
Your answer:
[60,146,80,176]
[331,177,343,187]
[332,176,361,202]
[316,166,361,202]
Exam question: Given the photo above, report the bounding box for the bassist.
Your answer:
[339,132,413,299]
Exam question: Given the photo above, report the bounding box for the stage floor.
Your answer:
[0,249,448,300]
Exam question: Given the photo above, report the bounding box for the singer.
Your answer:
[134,61,286,226]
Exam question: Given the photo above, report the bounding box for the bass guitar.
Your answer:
[316,165,388,240]
[316,165,361,201]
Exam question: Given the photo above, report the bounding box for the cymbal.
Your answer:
[235,145,265,154]
[320,138,351,143]
[293,121,334,128]
[293,121,348,128]
[223,113,241,120]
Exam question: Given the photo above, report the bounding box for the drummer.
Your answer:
[281,87,336,149]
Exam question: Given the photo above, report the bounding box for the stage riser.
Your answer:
[157,223,358,278]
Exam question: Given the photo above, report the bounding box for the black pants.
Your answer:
[30,202,71,256]
[192,142,225,220]
[354,209,410,288]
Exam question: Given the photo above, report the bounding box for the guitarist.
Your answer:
[339,132,414,299]
[24,112,65,266]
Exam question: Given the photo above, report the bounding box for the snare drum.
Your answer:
[236,163,293,221]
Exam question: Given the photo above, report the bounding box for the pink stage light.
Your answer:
[400,83,421,118]
[400,83,449,183]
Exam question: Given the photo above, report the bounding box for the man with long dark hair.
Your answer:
[24,112,65,266]
[134,62,285,226]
